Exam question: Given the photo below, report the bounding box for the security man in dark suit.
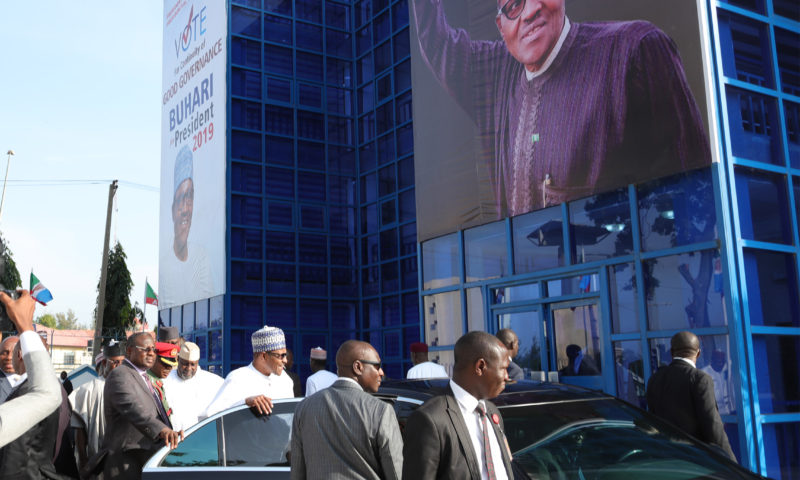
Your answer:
[100,332,184,479]
[403,331,513,479]
[646,331,736,461]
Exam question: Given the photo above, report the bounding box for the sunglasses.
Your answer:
[358,359,382,370]
[267,352,288,359]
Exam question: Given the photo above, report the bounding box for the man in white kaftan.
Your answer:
[203,326,294,418]
[305,347,337,396]
[164,342,224,431]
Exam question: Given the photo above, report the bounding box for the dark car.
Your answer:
[143,379,764,479]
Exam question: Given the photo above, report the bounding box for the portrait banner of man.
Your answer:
[410,0,716,241]
[159,0,227,309]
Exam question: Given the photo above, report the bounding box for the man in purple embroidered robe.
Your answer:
[410,0,711,216]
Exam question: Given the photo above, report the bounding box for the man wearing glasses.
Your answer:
[410,0,710,217]
[291,340,403,479]
[203,325,295,417]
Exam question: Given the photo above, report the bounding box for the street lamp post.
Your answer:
[0,150,15,223]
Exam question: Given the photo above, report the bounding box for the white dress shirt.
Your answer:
[406,361,449,379]
[305,370,338,396]
[450,380,509,480]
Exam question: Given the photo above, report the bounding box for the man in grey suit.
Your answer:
[100,332,184,479]
[291,340,403,480]
[0,291,61,448]
[403,331,513,480]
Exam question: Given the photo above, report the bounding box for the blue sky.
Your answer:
[0,2,164,327]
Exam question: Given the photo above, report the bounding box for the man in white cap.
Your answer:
[305,347,337,396]
[164,341,223,431]
[203,326,294,417]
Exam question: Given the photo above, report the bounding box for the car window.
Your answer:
[222,403,294,467]
[160,419,220,467]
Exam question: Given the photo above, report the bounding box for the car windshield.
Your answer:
[503,398,751,480]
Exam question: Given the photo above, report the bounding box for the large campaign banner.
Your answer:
[410,0,716,242]
[159,0,226,309]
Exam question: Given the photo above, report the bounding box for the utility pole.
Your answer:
[93,180,118,363]
[0,150,15,223]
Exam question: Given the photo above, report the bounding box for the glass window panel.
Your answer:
[362,265,379,296]
[223,409,293,466]
[231,195,263,226]
[327,86,352,116]
[785,101,800,169]
[329,206,354,235]
[365,299,380,329]
[465,288,485,332]
[398,156,414,188]
[160,419,219,467]
[232,6,261,37]
[231,37,261,68]
[358,83,374,115]
[264,0,292,15]
[297,172,325,201]
[395,91,412,125]
[266,263,295,294]
[358,53,374,85]
[298,234,326,264]
[394,59,411,92]
[513,205,564,274]
[373,11,390,43]
[376,102,393,135]
[264,44,293,76]
[394,28,410,62]
[357,24,372,57]
[265,167,294,198]
[327,30,352,57]
[744,249,800,327]
[761,422,800,479]
[232,68,261,99]
[297,141,324,171]
[718,12,774,88]
[553,304,602,377]
[638,168,717,251]
[300,205,325,229]
[296,51,323,81]
[209,330,223,362]
[380,228,398,260]
[299,266,327,296]
[265,297,295,330]
[422,233,460,290]
[382,261,399,292]
[232,228,263,260]
[491,284,539,304]
[327,57,352,87]
[264,14,292,45]
[392,0,409,31]
[377,74,392,102]
[232,130,262,162]
[355,0,372,28]
[265,105,294,136]
[546,274,599,297]
[296,22,323,51]
[609,263,639,333]
[569,188,632,263]
[232,99,262,130]
[644,250,727,331]
[267,201,293,226]
[329,175,355,204]
[231,295,262,328]
[195,299,209,330]
[383,296,401,326]
[265,231,294,262]
[612,341,645,409]
[718,0,764,13]
[396,123,414,157]
[210,296,224,328]
[297,83,322,108]
[331,302,357,330]
[735,167,793,244]
[378,133,395,164]
[297,110,324,141]
[296,0,322,22]
[232,262,262,293]
[378,164,395,196]
[401,256,418,290]
[265,135,293,166]
[774,0,800,21]
[498,310,543,373]
[399,189,415,223]
[375,41,392,74]
[182,302,195,331]
[331,267,357,297]
[299,300,327,329]
[795,178,800,230]
[400,223,416,256]
[265,76,291,103]
[776,27,800,97]
[326,2,350,29]
[381,199,396,226]
[402,293,420,327]
[361,203,378,233]
[726,85,784,165]
[330,236,356,267]
[329,145,356,175]
[424,291,462,346]
[231,163,262,194]
[328,116,354,145]
[360,112,375,142]
[464,221,508,282]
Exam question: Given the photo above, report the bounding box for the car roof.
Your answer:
[377,378,614,405]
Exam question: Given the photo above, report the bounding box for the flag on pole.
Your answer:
[30,272,53,305]
[145,280,159,306]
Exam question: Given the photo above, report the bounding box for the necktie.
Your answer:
[143,372,170,425]
[475,402,497,480]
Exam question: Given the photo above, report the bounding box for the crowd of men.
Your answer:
[0,289,735,479]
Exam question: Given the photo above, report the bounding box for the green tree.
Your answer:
[0,234,21,291]
[56,309,80,330]
[94,242,134,336]
[36,313,57,328]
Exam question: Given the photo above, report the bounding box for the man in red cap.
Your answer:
[407,342,449,379]
[147,342,179,423]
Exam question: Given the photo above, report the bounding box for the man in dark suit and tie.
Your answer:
[403,331,513,480]
[291,340,403,479]
[100,332,184,479]
[646,331,736,461]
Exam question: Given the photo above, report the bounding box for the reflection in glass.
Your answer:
[553,304,602,376]
[421,233,460,290]
[753,335,800,414]
[786,102,800,169]
[466,288,486,332]
[744,249,800,327]
[160,419,219,467]
[725,85,783,165]
[644,249,727,331]
[498,310,542,373]
[649,334,736,415]
[734,167,793,244]
[513,206,564,274]
[491,283,539,304]
[569,188,632,263]
[613,340,645,409]
[423,291,462,346]
[638,168,716,251]
[762,422,800,479]
[464,220,508,282]
[546,274,598,297]
[223,408,293,466]
[609,263,639,333]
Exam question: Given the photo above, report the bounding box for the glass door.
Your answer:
[496,308,548,379]
[550,300,605,390]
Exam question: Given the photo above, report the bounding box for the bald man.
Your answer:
[291,340,403,479]
[0,336,22,403]
[646,331,735,461]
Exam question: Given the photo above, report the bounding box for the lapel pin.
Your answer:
[492,413,500,425]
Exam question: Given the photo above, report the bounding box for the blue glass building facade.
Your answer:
[159,0,799,477]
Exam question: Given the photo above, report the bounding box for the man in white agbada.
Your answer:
[164,342,223,431]
[406,342,449,379]
[204,325,294,417]
[68,340,125,471]
[305,347,337,396]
